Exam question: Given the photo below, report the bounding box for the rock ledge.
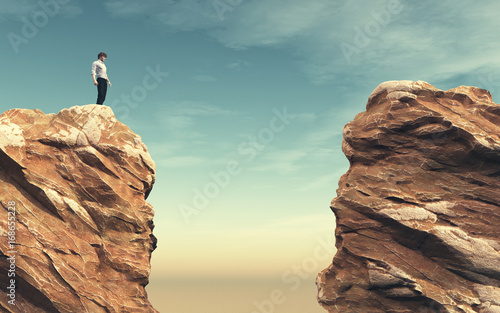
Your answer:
[317,81,500,313]
[0,105,158,313]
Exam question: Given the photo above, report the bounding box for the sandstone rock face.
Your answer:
[317,81,500,313]
[0,105,158,312]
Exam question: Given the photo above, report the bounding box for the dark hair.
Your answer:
[98,52,107,59]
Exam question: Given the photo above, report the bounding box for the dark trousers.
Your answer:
[96,78,108,105]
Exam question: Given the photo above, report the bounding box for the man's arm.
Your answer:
[91,62,98,85]
[92,73,98,85]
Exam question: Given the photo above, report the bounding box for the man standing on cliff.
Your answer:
[91,52,112,105]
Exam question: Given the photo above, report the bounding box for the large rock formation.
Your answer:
[0,105,158,312]
[317,81,500,313]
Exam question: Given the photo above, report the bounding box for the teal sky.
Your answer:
[2,1,500,312]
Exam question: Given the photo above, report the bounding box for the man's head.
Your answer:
[98,52,107,61]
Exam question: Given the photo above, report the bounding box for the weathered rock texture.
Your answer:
[317,81,500,313]
[0,105,158,312]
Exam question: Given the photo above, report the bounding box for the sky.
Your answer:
[2,1,500,312]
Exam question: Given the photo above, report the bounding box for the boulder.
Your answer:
[0,105,158,312]
[317,81,500,313]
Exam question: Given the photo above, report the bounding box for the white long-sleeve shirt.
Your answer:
[91,60,108,80]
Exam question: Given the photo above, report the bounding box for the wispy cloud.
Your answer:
[147,140,214,169]
[103,1,500,86]
[170,102,234,117]
[163,115,196,131]
[209,0,347,49]
[0,0,83,21]
[148,102,240,167]
[158,155,210,168]
[104,0,219,31]
[241,103,352,184]
[0,1,38,18]
[251,149,309,174]
[225,60,251,71]
[102,0,348,81]
[295,173,340,192]
[160,101,235,132]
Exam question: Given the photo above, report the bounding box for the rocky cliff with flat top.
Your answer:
[0,105,158,312]
[317,81,500,313]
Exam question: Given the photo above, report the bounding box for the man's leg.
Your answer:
[96,78,108,105]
